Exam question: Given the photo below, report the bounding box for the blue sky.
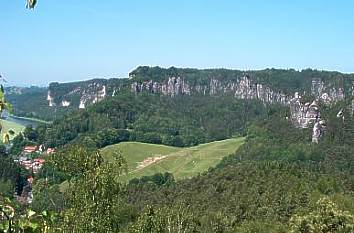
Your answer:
[1,0,354,86]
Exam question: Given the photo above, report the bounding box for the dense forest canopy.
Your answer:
[19,102,353,232]
[32,93,270,148]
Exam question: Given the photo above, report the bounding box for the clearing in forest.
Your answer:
[102,137,245,181]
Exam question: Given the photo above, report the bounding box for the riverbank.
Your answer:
[4,116,51,130]
[9,115,51,124]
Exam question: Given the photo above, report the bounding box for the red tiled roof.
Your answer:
[24,146,38,153]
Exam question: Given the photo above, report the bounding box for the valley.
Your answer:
[2,67,354,232]
[2,1,354,231]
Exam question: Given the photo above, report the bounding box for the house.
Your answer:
[23,146,38,154]
[32,159,45,173]
[33,158,45,164]
[17,156,45,174]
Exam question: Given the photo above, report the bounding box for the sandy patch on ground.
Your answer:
[136,155,167,170]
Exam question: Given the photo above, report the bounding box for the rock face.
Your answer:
[311,78,345,104]
[289,92,328,143]
[47,91,55,107]
[288,76,354,143]
[78,84,106,109]
[47,80,110,109]
[61,100,71,107]
[23,67,354,145]
[312,121,326,144]
[131,76,289,105]
[131,77,191,97]
[289,93,321,129]
[131,75,351,108]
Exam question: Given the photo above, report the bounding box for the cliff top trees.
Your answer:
[26,0,37,9]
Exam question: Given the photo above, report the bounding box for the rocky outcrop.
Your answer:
[290,92,321,128]
[61,100,71,107]
[46,68,354,113]
[289,92,327,143]
[312,120,326,144]
[78,84,106,109]
[48,80,109,109]
[311,78,345,104]
[129,74,354,148]
[47,91,55,107]
[131,77,191,97]
[131,76,289,105]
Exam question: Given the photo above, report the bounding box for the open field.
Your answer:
[0,119,25,140]
[102,137,245,181]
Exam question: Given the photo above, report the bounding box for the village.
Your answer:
[14,145,55,174]
[12,145,56,204]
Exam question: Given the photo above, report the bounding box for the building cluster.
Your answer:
[14,145,55,174]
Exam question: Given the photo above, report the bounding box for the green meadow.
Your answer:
[0,119,25,141]
[102,137,245,181]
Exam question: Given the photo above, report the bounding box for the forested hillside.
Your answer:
[25,101,354,232]
[39,93,268,148]
[7,67,354,150]
[5,86,74,121]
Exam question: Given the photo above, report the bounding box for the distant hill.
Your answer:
[101,137,244,181]
[6,67,354,121]
[45,67,354,111]
[5,86,74,121]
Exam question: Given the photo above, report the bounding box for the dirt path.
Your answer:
[136,155,167,170]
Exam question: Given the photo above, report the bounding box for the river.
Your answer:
[6,116,48,128]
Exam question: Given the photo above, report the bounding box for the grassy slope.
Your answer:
[102,137,245,181]
[0,119,25,140]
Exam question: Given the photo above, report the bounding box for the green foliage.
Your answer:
[0,144,6,157]
[50,146,104,178]
[9,133,25,156]
[234,220,287,233]
[290,197,354,233]
[41,93,266,149]
[93,128,130,148]
[6,86,70,121]
[23,125,38,142]
[0,156,29,196]
[120,107,354,231]
[7,67,354,231]
[31,181,66,213]
[129,172,175,187]
[127,204,200,233]
[0,193,59,233]
[49,146,128,232]
[0,179,13,197]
